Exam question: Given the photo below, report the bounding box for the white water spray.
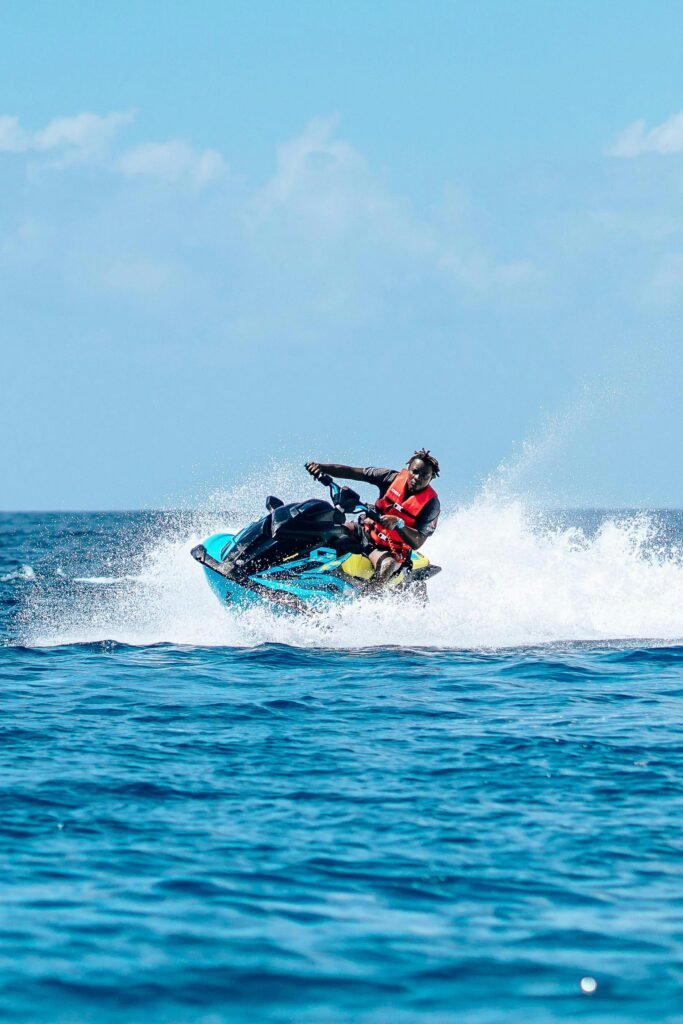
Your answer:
[23,478,683,648]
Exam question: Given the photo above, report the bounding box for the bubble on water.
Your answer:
[580,976,597,994]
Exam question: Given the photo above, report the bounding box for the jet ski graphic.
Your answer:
[191,475,441,612]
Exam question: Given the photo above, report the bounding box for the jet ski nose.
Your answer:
[191,544,208,563]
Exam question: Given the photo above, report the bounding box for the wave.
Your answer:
[1,564,36,584]
[19,497,683,649]
[72,575,142,585]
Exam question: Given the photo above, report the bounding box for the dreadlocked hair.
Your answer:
[408,449,440,477]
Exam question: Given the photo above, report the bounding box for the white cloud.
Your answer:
[0,110,134,164]
[250,116,430,252]
[251,117,378,235]
[34,111,134,164]
[244,118,540,307]
[608,110,683,157]
[117,139,227,186]
[251,118,432,259]
[1,113,541,314]
[0,109,227,185]
[260,117,359,203]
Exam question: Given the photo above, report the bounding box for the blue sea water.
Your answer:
[2,508,683,1023]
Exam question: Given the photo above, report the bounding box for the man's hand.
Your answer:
[305,461,324,480]
[378,514,402,530]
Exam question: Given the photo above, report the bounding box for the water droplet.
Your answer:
[580,976,597,994]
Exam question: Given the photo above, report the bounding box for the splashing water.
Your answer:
[0,564,36,584]
[20,491,683,649]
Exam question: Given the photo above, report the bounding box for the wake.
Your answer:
[21,496,683,649]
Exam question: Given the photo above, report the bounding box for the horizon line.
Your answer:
[2,506,682,515]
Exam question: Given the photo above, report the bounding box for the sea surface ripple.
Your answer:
[2,510,683,1023]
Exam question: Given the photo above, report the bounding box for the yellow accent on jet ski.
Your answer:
[341,550,430,581]
[341,554,375,580]
[319,558,344,571]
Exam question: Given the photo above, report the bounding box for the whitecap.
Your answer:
[1,564,36,584]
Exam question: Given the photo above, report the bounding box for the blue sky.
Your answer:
[1,0,683,509]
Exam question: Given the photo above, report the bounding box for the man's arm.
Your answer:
[306,462,371,484]
[305,463,395,488]
[379,498,440,550]
[377,518,424,550]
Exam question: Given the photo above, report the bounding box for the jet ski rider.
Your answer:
[305,450,440,585]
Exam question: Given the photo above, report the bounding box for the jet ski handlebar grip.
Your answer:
[361,506,380,522]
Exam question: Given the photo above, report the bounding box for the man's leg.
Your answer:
[333,521,364,556]
[368,548,402,585]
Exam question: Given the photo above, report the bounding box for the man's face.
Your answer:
[406,458,433,493]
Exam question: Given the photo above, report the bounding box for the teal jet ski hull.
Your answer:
[198,532,360,610]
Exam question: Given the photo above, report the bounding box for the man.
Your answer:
[305,450,440,584]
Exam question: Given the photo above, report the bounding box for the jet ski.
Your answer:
[191,475,441,612]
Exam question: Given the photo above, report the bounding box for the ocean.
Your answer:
[2,501,683,1023]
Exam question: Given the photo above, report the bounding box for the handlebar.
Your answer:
[313,472,380,521]
[357,503,380,523]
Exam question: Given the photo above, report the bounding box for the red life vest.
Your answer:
[364,469,437,561]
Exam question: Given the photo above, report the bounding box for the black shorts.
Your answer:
[349,521,409,565]
[344,520,373,555]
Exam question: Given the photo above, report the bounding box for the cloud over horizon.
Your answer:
[2,107,682,324]
[0,111,134,165]
[608,109,683,157]
[0,110,233,190]
[117,139,228,187]
[0,111,541,313]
